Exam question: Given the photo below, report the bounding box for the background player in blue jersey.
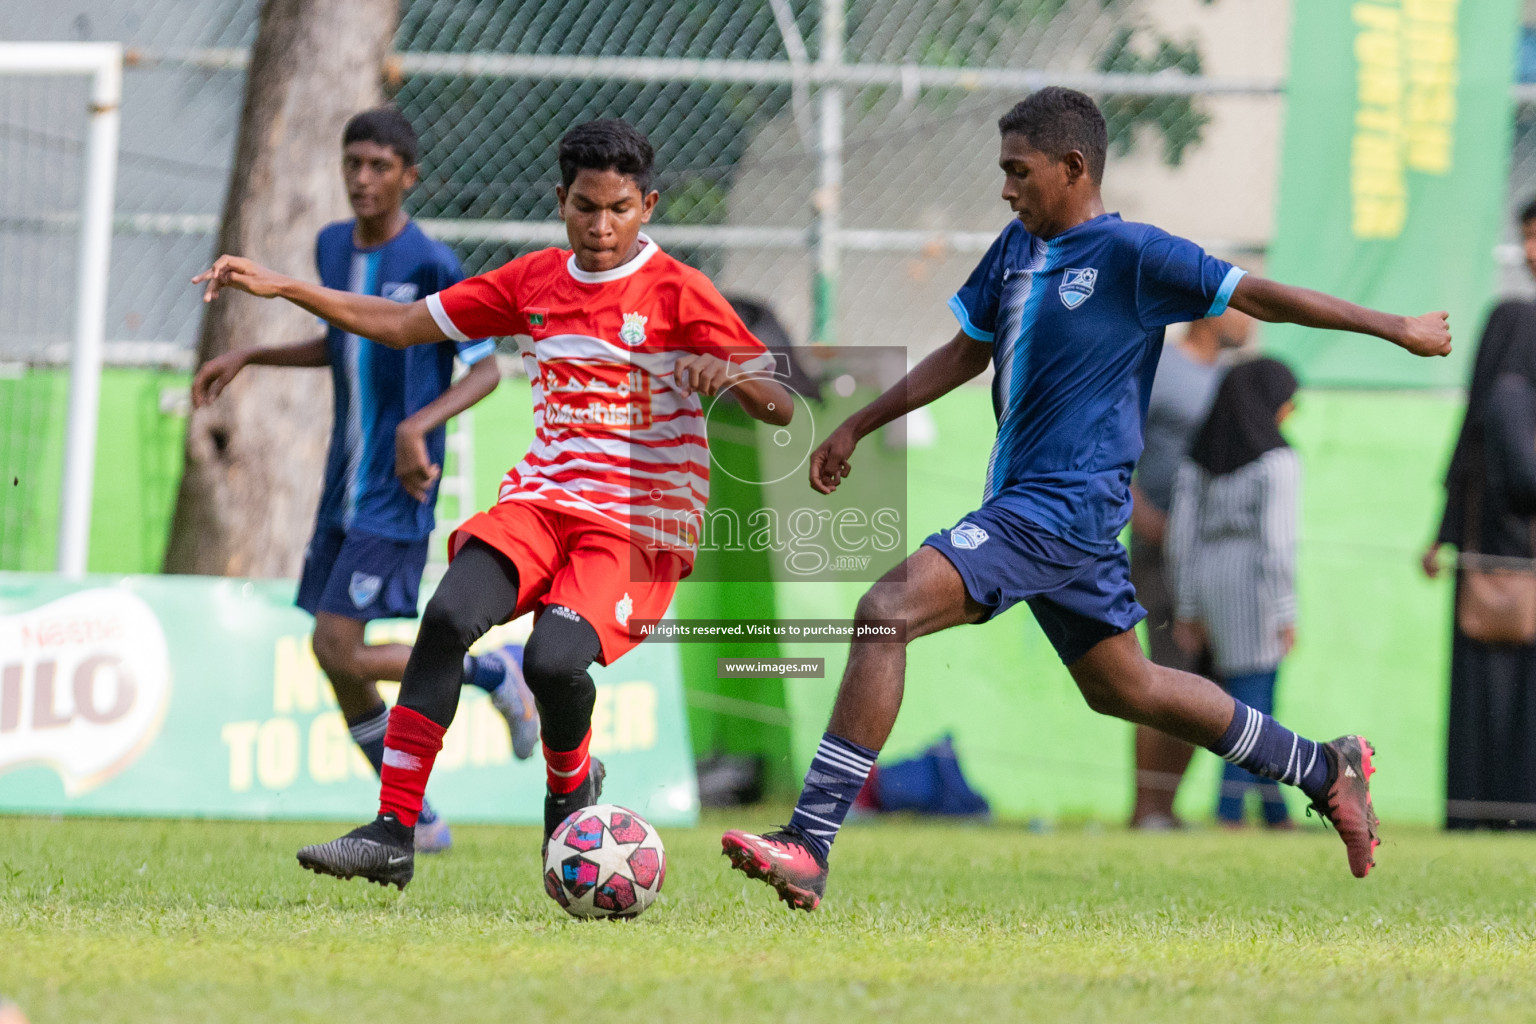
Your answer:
[191,109,540,853]
[723,87,1454,909]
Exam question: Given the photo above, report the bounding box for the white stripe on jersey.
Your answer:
[497,321,773,557]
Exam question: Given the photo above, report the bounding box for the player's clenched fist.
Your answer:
[1397,310,1452,358]
[808,424,857,495]
[192,255,288,303]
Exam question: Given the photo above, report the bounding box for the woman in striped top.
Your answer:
[1166,358,1301,828]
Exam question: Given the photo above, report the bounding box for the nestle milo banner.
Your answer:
[1267,0,1519,388]
[0,572,698,825]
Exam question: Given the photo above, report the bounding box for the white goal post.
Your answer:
[0,42,122,576]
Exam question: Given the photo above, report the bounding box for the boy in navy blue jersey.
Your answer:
[192,109,540,852]
[723,88,1454,909]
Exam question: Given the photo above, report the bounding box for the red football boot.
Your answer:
[1309,735,1380,878]
[721,827,828,911]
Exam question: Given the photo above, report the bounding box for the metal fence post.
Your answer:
[812,0,844,345]
[0,42,123,577]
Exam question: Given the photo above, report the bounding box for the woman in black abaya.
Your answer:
[1424,300,1536,829]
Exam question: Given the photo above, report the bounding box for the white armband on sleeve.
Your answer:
[426,292,469,342]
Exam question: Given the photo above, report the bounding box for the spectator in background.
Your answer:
[1127,307,1251,828]
[1424,211,1536,828]
[1166,358,1300,829]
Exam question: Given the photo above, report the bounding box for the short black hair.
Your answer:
[1520,196,1536,226]
[998,87,1108,185]
[558,118,656,194]
[342,107,419,167]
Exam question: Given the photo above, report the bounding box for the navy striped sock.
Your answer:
[1210,699,1329,802]
[347,706,389,774]
[788,732,878,863]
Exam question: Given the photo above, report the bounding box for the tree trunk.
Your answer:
[163,0,398,577]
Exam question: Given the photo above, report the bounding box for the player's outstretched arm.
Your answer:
[1227,275,1451,358]
[809,330,991,494]
[394,355,502,502]
[192,255,447,349]
[190,335,328,408]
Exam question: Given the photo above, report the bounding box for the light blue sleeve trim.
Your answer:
[947,293,995,343]
[1206,266,1247,318]
[456,339,496,366]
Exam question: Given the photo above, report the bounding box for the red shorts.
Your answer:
[449,501,686,666]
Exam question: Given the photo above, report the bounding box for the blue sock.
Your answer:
[1258,782,1290,826]
[462,651,510,693]
[788,733,878,863]
[1210,699,1329,803]
[1216,761,1253,823]
[349,705,437,825]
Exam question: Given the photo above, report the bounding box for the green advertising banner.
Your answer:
[0,572,698,826]
[1267,0,1519,388]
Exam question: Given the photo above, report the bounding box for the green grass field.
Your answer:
[3,814,1534,1023]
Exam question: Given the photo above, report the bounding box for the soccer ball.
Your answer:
[543,803,666,919]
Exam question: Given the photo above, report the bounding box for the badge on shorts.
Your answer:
[349,572,383,609]
[950,522,989,550]
[1059,267,1097,309]
[615,592,634,627]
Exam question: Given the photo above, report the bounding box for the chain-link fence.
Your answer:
[4,0,1536,573]
[0,0,1290,572]
[5,2,1536,359]
[0,0,1294,369]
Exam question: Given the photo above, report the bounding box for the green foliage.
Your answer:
[1097,27,1212,167]
[4,816,1536,1023]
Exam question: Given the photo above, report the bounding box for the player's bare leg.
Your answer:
[723,547,986,909]
[1130,726,1195,828]
[1068,631,1379,877]
[825,547,989,748]
[312,613,412,702]
[1066,631,1232,744]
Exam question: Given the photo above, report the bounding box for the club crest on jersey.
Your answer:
[381,282,418,304]
[349,572,382,609]
[950,522,989,550]
[619,311,648,346]
[1059,267,1097,310]
[526,307,548,328]
[615,592,634,627]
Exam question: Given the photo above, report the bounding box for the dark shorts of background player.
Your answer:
[296,524,431,622]
[923,503,1146,666]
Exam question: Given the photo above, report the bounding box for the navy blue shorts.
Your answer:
[295,524,431,622]
[923,504,1145,665]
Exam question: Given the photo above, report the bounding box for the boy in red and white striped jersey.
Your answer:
[196,119,792,889]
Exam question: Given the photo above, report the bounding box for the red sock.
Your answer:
[378,706,445,827]
[544,729,593,795]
